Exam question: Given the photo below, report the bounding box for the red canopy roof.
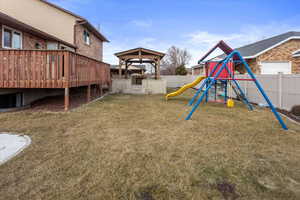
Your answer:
[198,40,238,64]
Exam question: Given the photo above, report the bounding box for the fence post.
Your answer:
[278,72,283,109]
[243,74,248,98]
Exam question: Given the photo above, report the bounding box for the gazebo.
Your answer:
[115,47,165,79]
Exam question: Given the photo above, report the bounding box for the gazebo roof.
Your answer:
[115,47,163,79]
[115,47,165,59]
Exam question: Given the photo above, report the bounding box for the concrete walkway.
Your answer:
[0,133,31,165]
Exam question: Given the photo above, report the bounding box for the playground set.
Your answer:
[166,41,288,130]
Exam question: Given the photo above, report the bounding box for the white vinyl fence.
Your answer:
[161,76,203,88]
[161,75,300,111]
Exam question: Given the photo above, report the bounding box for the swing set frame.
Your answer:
[186,41,288,130]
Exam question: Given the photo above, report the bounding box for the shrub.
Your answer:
[291,105,300,116]
[175,64,188,75]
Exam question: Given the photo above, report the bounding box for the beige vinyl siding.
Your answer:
[0,0,79,44]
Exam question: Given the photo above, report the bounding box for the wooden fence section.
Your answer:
[0,50,111,89]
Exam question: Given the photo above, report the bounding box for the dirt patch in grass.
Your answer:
[0,89,299,200]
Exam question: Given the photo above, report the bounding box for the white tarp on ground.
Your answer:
[0,133,31,165]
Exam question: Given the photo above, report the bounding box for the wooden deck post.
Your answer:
[87,85,91,102]
[100,84,103,96]
[64,87,70,111]
[96,84,98,97]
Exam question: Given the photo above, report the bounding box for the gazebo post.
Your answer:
[118,59,122,79]
[156,59,161,79]
[125,61,128,79]
[154,62,157,79]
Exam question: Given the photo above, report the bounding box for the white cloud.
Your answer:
[103,22,300,67]
[130,20,153,28]
[187,32,242,46]
[185,23,300,64]
[48,0,300,68]
[103,37,171,64]
[103,42,129,64]
[136,38,156,48]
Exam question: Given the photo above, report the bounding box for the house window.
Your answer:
[83,30,90,45]
[35,42,42,49]
[47,42,58,50]
[3,29,12,48]
[2,26,22,49]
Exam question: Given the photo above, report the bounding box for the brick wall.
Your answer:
[22,32,47,49]
[256,39,300,74]
[292,57,300,74]
[0,24,2,48]
[0,24,46,50]
[236,39,300,74]
[236,58,259,74]
[192,67,205,75]
[74,24,103,61]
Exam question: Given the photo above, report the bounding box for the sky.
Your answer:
[50,0,300,66]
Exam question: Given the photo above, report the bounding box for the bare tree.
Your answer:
[161,46,191,75]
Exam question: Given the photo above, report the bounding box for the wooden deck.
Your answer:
[0,50,111,89]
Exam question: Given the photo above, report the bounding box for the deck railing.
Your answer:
[0,50,111,88]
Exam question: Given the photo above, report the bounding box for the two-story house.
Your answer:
[0,0,111,111]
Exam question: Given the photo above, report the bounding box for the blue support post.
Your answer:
[189,60,223,106]
[234,51,288,130]
[205,80,209,103]
[224,81,228,104]
[188,78,209,106]
[186,80,216,120]
[214,81,217,101]
[230,79,254,110]
[186,54,233,120]
[222,63,254,110]
[186,50,288,130]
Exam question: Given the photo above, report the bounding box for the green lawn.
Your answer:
[0,90,299,200]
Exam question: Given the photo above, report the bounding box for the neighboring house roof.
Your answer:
[41,0,108,42]
[217,31,300,59]
[0,11,76,48]
[191,64,203,69]
[186,68,192,73]
[293,49,300,57]
[191,63,206,69]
